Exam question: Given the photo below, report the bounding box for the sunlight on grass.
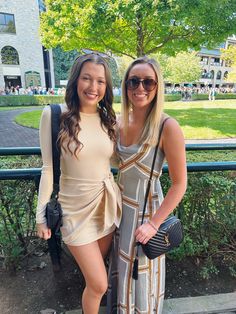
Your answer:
[182,126,230,139]
[12,99,236,139]
[15,110,42,129]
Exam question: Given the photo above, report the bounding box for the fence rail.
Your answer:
[0,144,236,180]
[1,144,235,270]
[1,161,236,181]
[0,143,236,156]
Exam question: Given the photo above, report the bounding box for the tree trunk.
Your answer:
[136,13,144,57]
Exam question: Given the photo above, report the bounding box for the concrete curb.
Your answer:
[163,292,236,314]
[65,292,236,314]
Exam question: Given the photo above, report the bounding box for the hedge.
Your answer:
[1,154,235,275]
[0,95,64,106]
[0,94,182,106]
[192,93,236,101]
[164,94,182,101]
[114,94,181,103]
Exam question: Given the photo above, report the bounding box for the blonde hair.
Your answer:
[121,56,164,146]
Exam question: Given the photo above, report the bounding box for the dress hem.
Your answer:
[63,224,117,247]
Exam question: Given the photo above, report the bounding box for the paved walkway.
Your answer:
[0,108,40,147]
[65,292,236,314]
[1,108,236,148]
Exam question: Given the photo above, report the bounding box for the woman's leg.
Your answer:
[98,231,113,258]
[67,232,113,314]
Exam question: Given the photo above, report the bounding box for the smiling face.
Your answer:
[127,63,157,110]
[77,61,106,113]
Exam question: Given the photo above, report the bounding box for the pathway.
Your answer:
[0,108,235,148]
[0,108,40,147]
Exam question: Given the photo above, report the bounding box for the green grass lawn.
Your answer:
[14,110,42,129]
[13,100,236,139]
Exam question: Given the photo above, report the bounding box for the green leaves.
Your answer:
[40,0,236,57]
[165,51,202,83]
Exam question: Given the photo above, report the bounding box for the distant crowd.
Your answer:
[0,85,235,100]
[165,86,236,100]
[0,86,66,96]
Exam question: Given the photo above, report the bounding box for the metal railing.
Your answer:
[0,144,236,180]
[1,144,235,269]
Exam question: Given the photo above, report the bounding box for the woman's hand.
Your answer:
[135,221,157,244]
[37,223,51,240]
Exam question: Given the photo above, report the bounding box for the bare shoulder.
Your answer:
[163,117,183,136]
[161,117,185,151]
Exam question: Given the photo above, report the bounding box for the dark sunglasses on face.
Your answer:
[126,76,157,91]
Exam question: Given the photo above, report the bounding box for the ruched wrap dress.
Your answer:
[36,104,121,246]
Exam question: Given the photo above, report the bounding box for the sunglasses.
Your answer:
[126,77,157,91]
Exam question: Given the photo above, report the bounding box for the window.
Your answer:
[1,46,19,65]
[201,69,207,78]
[0,12,16,33]
[200,56,208,65]
[216,71,221,80]
[207,70,214,79]
[38,0,46,12]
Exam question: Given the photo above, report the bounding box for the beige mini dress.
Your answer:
[36,104,122,246]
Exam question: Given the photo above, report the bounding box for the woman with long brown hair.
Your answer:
[36,53,121,314]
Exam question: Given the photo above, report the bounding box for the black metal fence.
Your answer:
[0,144,236,270]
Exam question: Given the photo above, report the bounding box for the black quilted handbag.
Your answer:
[141,216,183,259]
[132,118,184,279]
[138,118,184,260]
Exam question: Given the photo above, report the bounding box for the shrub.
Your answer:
[164,94,182,101]
[113,95,121,103]
[0,156,41,271]
[1,155,235,277]
[215,93,236,99]
[162,171,236,278]
[114,94,181,103]
[192,93,236,101]
[0,95,64,106]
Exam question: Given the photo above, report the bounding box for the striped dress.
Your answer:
[107,139,166,314]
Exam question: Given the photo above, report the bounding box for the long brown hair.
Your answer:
[122,56,164,146]
[58,53,116,155]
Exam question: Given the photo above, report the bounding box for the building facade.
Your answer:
[198,36,236,88]
[0,0,55,90]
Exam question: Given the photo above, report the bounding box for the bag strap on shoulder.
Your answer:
[140,117,170,225]
[133,117,170,280]
[49,104,61,196]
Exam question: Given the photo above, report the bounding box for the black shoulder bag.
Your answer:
[45,104,63,234]
[132,118,184,279]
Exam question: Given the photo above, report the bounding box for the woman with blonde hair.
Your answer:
[36,53,121,314]
[107,56,187,313]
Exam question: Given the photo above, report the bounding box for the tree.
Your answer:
[106,57,121,87]
[53,47,79,86]
[115,55,133,79]
[221,46,236,82]
[160,51,202,84]
[40,0,236,58]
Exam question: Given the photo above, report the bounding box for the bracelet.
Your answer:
[148,220,158,231]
